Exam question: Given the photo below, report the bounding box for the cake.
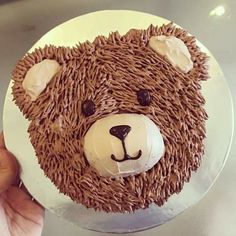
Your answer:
[12,23,208,213]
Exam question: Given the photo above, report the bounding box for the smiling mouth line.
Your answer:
[111,138,142,162]
[109,125,142,162]
[111,149,142,162]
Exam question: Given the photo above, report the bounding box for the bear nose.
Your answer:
[109,125,131,141]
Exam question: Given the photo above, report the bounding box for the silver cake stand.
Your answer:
[3,10,234,233]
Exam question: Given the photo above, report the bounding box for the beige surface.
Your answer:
[0,1,236,236]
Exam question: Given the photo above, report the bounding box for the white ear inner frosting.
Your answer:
[149,35,193,73]
[22,59,61,101]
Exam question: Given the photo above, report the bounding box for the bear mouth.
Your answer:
[109,125,142,162]
[111,150,142,163]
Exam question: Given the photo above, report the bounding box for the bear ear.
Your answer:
[12,45,72,120]
[157,23,208,80]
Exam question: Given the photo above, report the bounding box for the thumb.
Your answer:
[0,133,19,194]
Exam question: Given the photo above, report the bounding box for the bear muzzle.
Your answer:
[84,114,165,178]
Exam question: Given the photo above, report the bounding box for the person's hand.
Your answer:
[0,132,44,236]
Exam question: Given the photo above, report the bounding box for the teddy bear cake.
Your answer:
[12,22,208,213]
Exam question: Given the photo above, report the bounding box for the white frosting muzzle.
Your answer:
[149,35,193,73]
[84,114,165,177]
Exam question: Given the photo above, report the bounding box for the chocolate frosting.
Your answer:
[137,89,151,106]
[110,125,142,162]
[12,23,209,213]
[82,100,96,117]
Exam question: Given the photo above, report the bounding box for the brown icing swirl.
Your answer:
[12,23,209,213]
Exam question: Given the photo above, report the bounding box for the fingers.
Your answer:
[0,143,19,194]
[19,181,30,195]
[0,132,6,149]
[5,186,45,223]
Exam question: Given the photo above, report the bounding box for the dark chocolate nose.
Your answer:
[110,125,131,141]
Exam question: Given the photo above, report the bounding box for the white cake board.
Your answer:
[3,10,234,233]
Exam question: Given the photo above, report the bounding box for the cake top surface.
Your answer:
[12,22,208,213]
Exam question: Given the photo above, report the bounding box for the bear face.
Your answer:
[12,23,208,213]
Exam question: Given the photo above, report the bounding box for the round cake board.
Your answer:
[3,10,234,233]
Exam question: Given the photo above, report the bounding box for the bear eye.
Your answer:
[82,100,96,117]
[137,89,151,106]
